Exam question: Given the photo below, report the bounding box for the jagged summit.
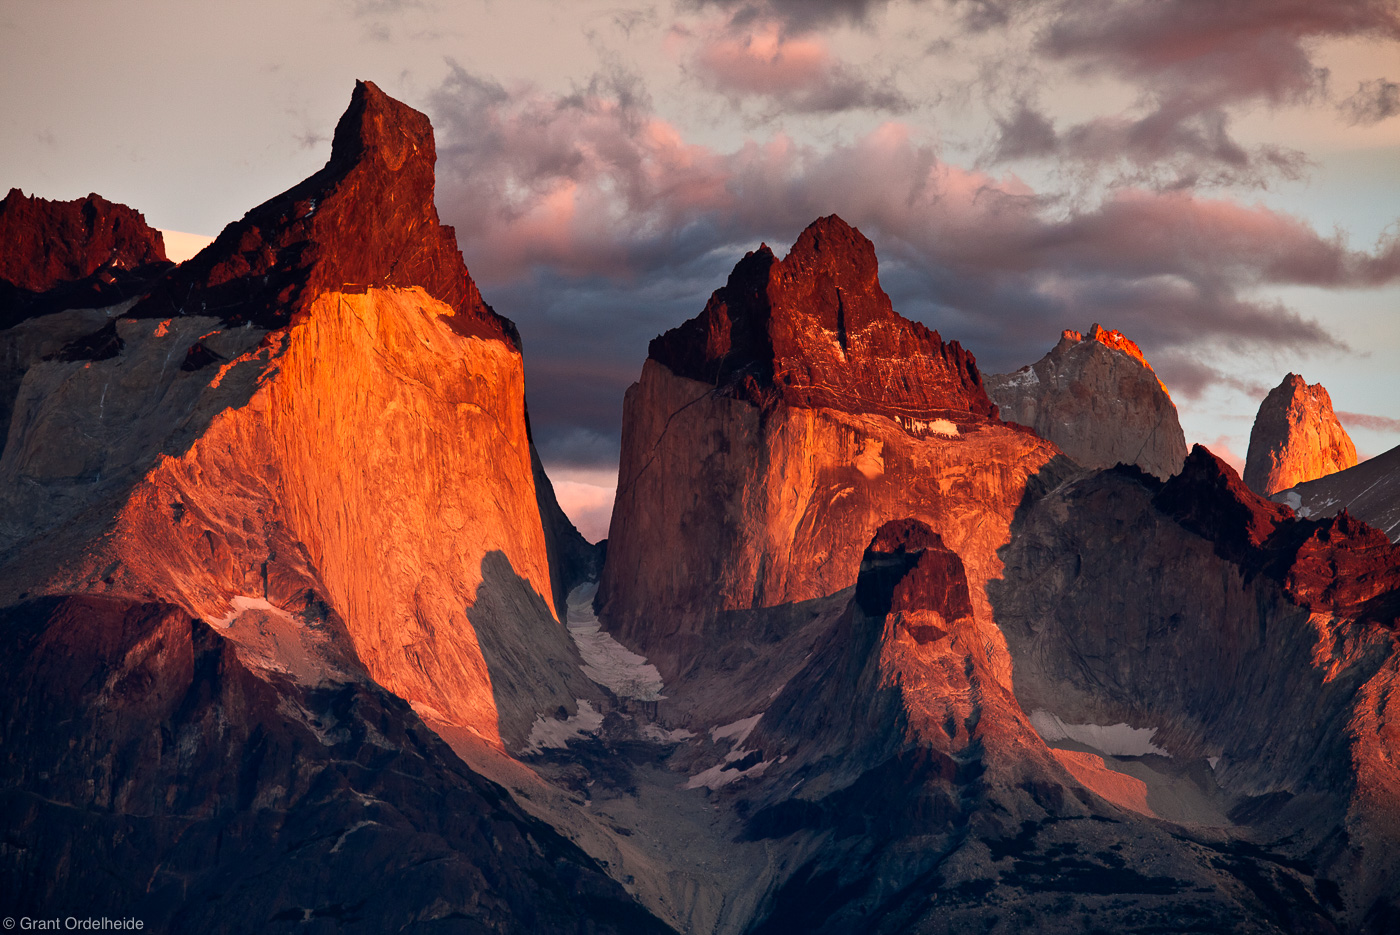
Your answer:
[648,215,996,426]
[135,80,516,345]
[1244,372,1357,496]
[986,322,1187,479]
[0,188,171,326]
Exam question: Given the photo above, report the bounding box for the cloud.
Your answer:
[1338,411,1400,433]
[977,0,1400,186]
[678,0,918,32]
[1342,78,1400,124]
[687,19,910,113]
[425,66,1398,464]
[1201,435,1247,475]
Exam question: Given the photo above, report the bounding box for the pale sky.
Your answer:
[3,0,1398,541]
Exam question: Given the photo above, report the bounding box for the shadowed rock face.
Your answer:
[133,80,516,345]
[1274,442,1400,542]
[0,595,673,935]
[1245,373,1357,496]
[0,188,171,327]
[986,324,1187,480]
[600,217,1062,686]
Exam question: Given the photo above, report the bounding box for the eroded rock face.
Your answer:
[985,324,1187,480]
[599,216,1063,686]
[0,83,589,750]
[991,448,1400,927]
[1245,373,1357,496]
[0,595,672,934]
[134,81,515,344]
[0,188,171,327]
[1274,442,1400,542]
[732,519,1359,934]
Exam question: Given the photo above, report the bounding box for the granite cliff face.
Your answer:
[5,84,1400,934]
[1,82,592,752]
[990,448,1400,929]
[985,324,1187,480]
[1245,373,1357,496]
[599,216,1062,685]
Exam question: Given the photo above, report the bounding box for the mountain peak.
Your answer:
[986,322,1187,479]
[647,215,995,426]
[135,81,516,345]
[0,188,171,326]
[1244,373,1356,496]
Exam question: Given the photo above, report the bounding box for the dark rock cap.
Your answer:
[134,80,517,346]
[855,519,974,626]
[648,215,996,426]
[0,189,171,327]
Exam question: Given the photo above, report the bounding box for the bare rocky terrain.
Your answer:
[2,82,1397,934]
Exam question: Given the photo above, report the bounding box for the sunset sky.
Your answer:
[4,0,1398,540]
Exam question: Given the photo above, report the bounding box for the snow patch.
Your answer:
[1030,709,1170,757]
[1208,756,1220,770]
[522,700,605,755]
[640,723,695,744]
[210,595,293,630]
[686,757,773,790]
[566,584,666,701]
[710,713,763,745]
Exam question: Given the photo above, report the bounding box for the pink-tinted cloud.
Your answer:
[978,0,1400,185]
[1202,435,1247,475]
[425,66,1398,464]
[680,0,919,32]
[1339,411,1400,433]
[685,19,909,113]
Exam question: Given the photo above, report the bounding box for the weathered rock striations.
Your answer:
[0,595,673,934]
[134,81,516,344]
[1275,442,1400,542]
[0,187,171,327]
[1245,372,1357,496]
[599,216,1064,686]
[730,520,1354,933]
[985,324,1187,480]
[0,82,591,750]
[991,447,1400,928]
[0,190,174,453]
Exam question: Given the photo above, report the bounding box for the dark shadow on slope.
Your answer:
[0,594,674,934]
[469,550,603,751]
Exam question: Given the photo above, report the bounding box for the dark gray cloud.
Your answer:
[679,0,921,32]
[425,66,1397,468]
[975,0,1400,186]
[1342,78,1400,124]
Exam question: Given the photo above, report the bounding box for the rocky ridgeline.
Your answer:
[0,188,171,327]
[986,323,1187,480]
[1245,372,1357,496]
[600,216,1062,687]
[2,82,1398,935]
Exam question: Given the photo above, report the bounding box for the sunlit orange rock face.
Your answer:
[598,216,1063,685]
[0,82,584,749]
[1245,372,1357,496]
[985,323,1187,480]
